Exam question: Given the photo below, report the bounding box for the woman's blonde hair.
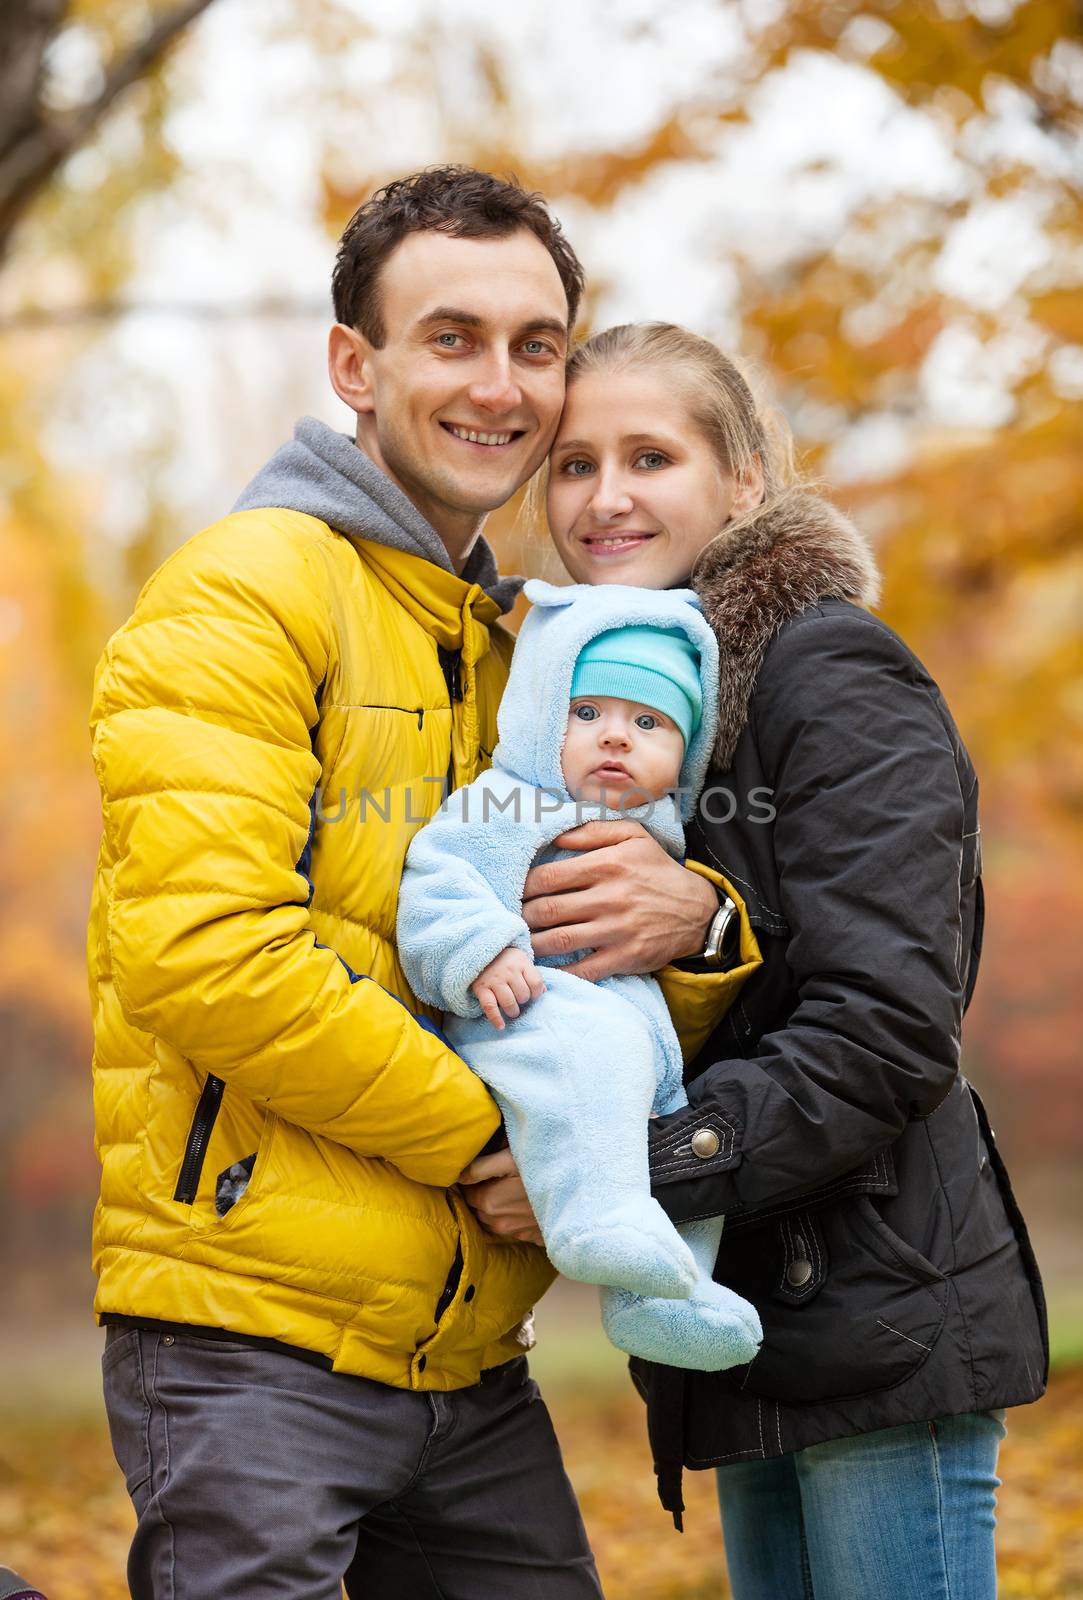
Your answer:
[531,320,803,555]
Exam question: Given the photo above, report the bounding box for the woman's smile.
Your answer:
[577,530,658,557]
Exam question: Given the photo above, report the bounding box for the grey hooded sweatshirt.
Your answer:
[233,415,522,614]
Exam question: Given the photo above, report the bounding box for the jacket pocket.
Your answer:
[720,1197,948,1404]
[173,1074,225,1203]
[166,1072,274,1229]
[198,1108,277,1233]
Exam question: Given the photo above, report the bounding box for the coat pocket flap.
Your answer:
[724,1146,897,1234]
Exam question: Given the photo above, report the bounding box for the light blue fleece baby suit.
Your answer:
[397,580,761,1370]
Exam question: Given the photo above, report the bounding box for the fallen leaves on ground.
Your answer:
[549,1366,1083,1600]
[0,1369,1079,1598]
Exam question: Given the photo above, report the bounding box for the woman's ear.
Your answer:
[328,323,375,417]
[730,454,766,517]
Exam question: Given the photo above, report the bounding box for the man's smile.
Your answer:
[441,422,525,448]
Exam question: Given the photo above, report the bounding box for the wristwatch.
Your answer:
[701,890,739,968]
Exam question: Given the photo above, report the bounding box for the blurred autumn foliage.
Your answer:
[2,1361,1082,1597]
[0,4,1080,1590]
[0,0,1080,1268]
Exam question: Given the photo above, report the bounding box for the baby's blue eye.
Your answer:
[635,713,658,730]
[574,704,599,721]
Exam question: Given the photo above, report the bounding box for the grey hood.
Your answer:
[233,415,523,614]
[494,580,720,823]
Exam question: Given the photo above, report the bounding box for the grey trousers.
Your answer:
[102,1326,603,1599]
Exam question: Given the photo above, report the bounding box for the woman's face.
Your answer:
[547,367,743,589]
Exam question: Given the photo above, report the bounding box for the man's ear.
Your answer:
[731,454,766,517]
[328,323,376,416]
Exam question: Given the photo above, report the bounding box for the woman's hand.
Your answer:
[470,946,546,1030]
[457,1149,544,1247]
[521,819,718,980]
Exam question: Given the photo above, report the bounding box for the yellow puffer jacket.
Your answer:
[89,505,556,1388]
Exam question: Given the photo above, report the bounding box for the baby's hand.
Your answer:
[471,947,546,1030]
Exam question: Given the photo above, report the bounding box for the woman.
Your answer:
[541,322,1048,1599]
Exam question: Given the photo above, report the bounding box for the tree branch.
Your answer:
[0,0,69,157]
[0,0,217,251]
[0,295,330,332]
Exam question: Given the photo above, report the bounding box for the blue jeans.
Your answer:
[716,1410,1006,1600]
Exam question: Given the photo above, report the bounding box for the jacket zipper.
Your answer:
[434,1242,464,1324]
[438,646,463,795]
[173,1074,226,1203]
[367,703,425,729]
[438,646,462,704]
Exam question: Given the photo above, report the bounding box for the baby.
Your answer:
[397,581,761,1370]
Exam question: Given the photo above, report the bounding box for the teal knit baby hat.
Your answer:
[570,625,704,748]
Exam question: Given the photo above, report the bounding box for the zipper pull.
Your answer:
[439,646,463,703]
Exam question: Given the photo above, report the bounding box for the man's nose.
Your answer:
[589,470,635,520]
[468,353,521,414]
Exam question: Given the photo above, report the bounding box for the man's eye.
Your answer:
[522,339,551,356]
[575,704,599,721]
[436,333,464,348]
[635,713,658,730]
[635,450,668,470]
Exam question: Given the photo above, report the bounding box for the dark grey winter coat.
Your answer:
[639,492,1048,1524]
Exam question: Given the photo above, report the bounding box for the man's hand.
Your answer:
[522,819,717,981]
[470,946,546,1030]
[457,1148,544,1247]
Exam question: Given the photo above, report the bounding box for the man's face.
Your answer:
[348,229,569,537]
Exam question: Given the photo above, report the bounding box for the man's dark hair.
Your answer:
[331,165,585,345]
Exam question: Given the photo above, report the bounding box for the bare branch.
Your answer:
[0,295,329,332]
[0,0,217,252]
[0,0,69,156]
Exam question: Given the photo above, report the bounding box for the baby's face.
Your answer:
[561,694,685,809]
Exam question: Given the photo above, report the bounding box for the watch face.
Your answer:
[719,906,740,966]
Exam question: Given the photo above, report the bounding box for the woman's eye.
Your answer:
[561,458,594,477]
[635,713,658,730]
[634,450,668,470]
[574,704,599,721]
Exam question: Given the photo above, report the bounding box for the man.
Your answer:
[89,166,725,1597]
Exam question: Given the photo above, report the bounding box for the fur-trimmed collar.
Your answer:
[693,490,881,770]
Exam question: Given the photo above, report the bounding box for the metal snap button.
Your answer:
[786,1259,813,1288]
[691,1128,720,1159]
[162,1334,175,1346]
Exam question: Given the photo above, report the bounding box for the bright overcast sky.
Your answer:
[26,0,1072,547]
